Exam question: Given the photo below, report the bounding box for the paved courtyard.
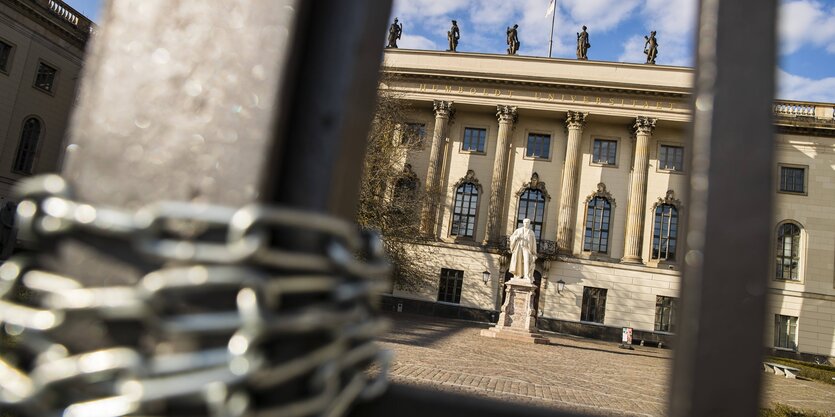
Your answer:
[378,314,835,416]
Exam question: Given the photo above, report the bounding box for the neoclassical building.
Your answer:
[380,49,835,360]
[0,0,93,256]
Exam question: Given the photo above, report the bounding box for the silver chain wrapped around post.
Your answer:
[0,174,392,417]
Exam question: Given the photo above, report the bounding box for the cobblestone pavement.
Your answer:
[378,314,835,416]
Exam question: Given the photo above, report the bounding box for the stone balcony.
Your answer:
[497,236,558,260]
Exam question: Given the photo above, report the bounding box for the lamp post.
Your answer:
[482,270,491,284]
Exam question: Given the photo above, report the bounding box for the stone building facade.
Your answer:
[381,49,835,360]
[0,0,92,200]
[0,0,92,255]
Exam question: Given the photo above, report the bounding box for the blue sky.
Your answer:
[65,0,835,103]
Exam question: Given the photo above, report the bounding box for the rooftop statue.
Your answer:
[644,31,659,64]
[387,18,402,48]
[506,24,520,55]
[577,25,590,60]
[447,20,460,52]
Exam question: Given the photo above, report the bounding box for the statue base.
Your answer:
[480,277,549,345]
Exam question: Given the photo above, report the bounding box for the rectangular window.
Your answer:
[0,40,12,73]
[779,166,805,194]
[774,314,798,350]
[34,62,57,93]
[592,139,618,165]
[402,123,425,145]
[461,127,487,153]
[437,268,464,304]
[580,287,607,324]
[659,145,684,171]
[655,296,678,333]
[526,133,551,159]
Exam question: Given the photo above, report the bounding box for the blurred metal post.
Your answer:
[669,1,777,417]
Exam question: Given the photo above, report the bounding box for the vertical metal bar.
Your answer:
[669,0,777,416]
[264,0,393,220]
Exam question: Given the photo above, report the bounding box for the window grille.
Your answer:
[773,314,797,350]
[652,204,679,260]
[438,268,464,304]
[775,222,800,280]
[525,133,550,159]
[450,183,478,237]
[516,189,545,240]
[655,296,678,333]
[659,144,684,171]
[580,287,607,323]
[461,127,486,152]
[592,139,617,165]
[779,166,805,193]
[583,197,611,253]
[13,118,41,174]
[34,62,57,92]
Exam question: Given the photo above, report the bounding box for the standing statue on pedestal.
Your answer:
[387,18,402,48]
[506,24,520,55]
[576,25,590,60]
[509,218,537,283]
[447,20,460,52]
[644,31,658,64]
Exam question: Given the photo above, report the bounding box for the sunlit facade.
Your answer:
[381,49,835,360]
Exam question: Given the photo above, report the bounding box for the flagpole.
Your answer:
[547,1,556,57]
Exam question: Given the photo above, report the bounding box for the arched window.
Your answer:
[652,204,679,260]
[450,183,478,237]
[13,118,41,174]
[584,196,611,253]
[776,222,801,280]
[516,188,545,240]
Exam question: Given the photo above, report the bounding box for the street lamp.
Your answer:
[482,270,491,284]
[556,279,566,294]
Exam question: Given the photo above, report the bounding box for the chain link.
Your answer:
[0,174,392,417]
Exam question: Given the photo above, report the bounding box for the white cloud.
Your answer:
[777,68,835,103]
[618,35,647,63]
[399,34,439,50]
[561,0,641,31]
[778,0,835,55]
[637,0,697,66]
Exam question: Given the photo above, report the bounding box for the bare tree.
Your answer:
[356,78,437,292]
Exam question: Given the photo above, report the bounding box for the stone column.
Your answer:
[622,116,657,263]
[555,111,588,253]
[420,100,454,237]
[483,105,518,244]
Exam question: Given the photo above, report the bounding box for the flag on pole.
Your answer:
[545,0,556,17]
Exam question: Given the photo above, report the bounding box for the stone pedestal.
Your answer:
[481,278,549,344]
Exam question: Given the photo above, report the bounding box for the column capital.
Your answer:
[496,105,518,124]
[565,111,588,129]
[633,116,657,135]
[433,100,455,118]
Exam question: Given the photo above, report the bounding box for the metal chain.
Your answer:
[0,174,392,417]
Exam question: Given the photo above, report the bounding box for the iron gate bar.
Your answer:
[669,1,777,417]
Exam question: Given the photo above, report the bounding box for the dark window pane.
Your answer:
[438,268,464,304]
[659,145,684,171]
[0,40,11,72]
[516,188,545,240]
[462,128,487,152]
[583,197,611,253]
[35,63,57,92]
[14,118,41,174]
[779,166,805,193]
[450,182,479,238]
[526,133,551,159]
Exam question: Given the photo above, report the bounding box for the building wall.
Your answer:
[0,0,89,201]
